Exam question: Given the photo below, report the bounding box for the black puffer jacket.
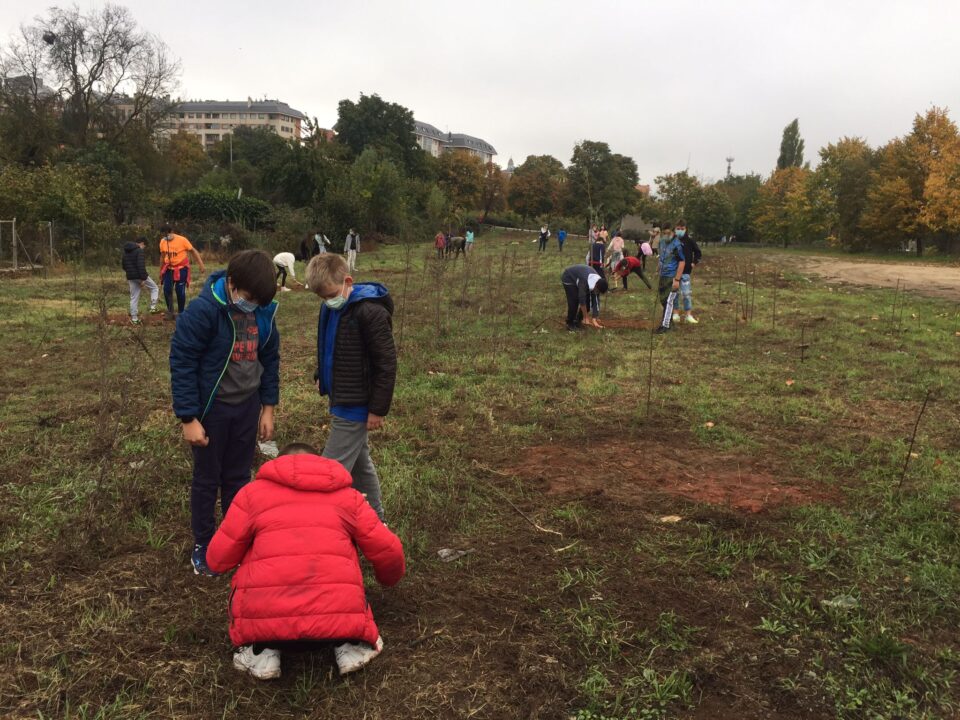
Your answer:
[122,241,148,281]
[316,284,397,417]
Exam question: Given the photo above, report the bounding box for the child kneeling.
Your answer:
[206,443,405,680]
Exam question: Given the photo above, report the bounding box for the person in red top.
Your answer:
[434,230,446,259]
[615,255,652,290]
[206,443,405,680]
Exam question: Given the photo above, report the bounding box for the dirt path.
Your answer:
[796,256,960,300]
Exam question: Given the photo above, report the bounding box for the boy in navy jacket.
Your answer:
[170,250,281,576]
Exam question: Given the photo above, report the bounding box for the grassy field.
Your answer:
[1,230,959,719]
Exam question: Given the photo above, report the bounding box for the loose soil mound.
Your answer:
[508,443,833,513]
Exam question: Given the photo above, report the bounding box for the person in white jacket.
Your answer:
[344,229,360,271]
[273,251,299,291]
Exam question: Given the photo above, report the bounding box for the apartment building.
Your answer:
[162,99,307,148]
[414,120,497,164]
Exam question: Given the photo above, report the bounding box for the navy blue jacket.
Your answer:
[170,271,280,420]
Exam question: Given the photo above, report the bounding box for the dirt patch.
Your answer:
[100,312,172,327]
[797,256,960,301]
[507,443,834,513]
[596,317,654,330]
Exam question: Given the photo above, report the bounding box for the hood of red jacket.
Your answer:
[255,454,354,493]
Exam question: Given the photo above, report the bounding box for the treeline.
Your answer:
[1,4,958,258]
[637,111,960,254]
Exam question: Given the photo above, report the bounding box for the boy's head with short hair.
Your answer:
[595,277,609,294]
[136,236,147,248]
[160,223,172,235]
[306,253,353,300]
[279,442,321,456]
[227,249,277,306]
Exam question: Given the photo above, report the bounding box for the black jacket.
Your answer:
[316,285,397,417]
[679,235,702,275]
[122,242,148,281]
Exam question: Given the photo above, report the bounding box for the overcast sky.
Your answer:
[3,0,959,187]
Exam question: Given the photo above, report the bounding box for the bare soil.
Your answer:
[798,256,960,300]
[508,443,835,514]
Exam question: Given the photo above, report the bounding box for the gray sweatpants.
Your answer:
[128,278,159,320]
[322,415,384,520]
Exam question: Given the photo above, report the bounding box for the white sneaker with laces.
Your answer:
[685,315,699,324]
[233,645,281,680]
[672,313,681,323]
[335,636,383,675]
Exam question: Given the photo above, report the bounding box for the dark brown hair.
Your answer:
[279,442,321,456]
[227,250,277,305]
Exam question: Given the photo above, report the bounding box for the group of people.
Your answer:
[434,228,475,257]
[122,225,207,322]
[122,226,403,681]
[561,220,703,333]
[117,217,703,681]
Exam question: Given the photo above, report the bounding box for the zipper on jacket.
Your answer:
[201,314,236,421]
[200,300,278,420]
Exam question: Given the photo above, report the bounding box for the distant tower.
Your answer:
[505,157,515,176]
[725,156,735,179]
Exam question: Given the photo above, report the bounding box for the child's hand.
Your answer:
[367,413,384,431]
[259,406,275,441]
[182,420,208,447]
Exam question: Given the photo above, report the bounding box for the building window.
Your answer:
[230,113,237,119]
[258,113,265,119]
[211,113,220,119]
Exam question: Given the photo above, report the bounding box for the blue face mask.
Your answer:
[676,229,686,239]
[324,280,349,310]
[230,290,258,314]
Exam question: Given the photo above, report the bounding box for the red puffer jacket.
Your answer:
[206,453,405,647]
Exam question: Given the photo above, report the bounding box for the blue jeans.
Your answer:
[680,273,693,312]
[162,268,187,313]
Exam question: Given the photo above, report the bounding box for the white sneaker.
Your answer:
[280,286,292,292]
[335,636,383,675]
[672,313,681,323]
[686,315,699,324]
[233,645,281,680]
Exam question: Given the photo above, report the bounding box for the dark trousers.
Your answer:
[538,237,548,251]
[162,269,187,313]
[191,392,260,545]
[623,266,652,290]
[588,262,606,278]
[558,239,565,252]
[276,264,287,287]
[562,283,583,327]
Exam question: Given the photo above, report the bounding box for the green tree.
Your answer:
[158,132,213,195]
[325,149,409,235]
[437,152,485,211]
[508,155,567,220]
[567,141,638,225]
[0,163,110,228]
[815,137,875,249]
[751,167,828,246]
[715,173,762,242]
[777,118,806,170]
[334,94,421,175]
[688,185,735,240]
[479,162,507,222]
[654,171,701,222]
